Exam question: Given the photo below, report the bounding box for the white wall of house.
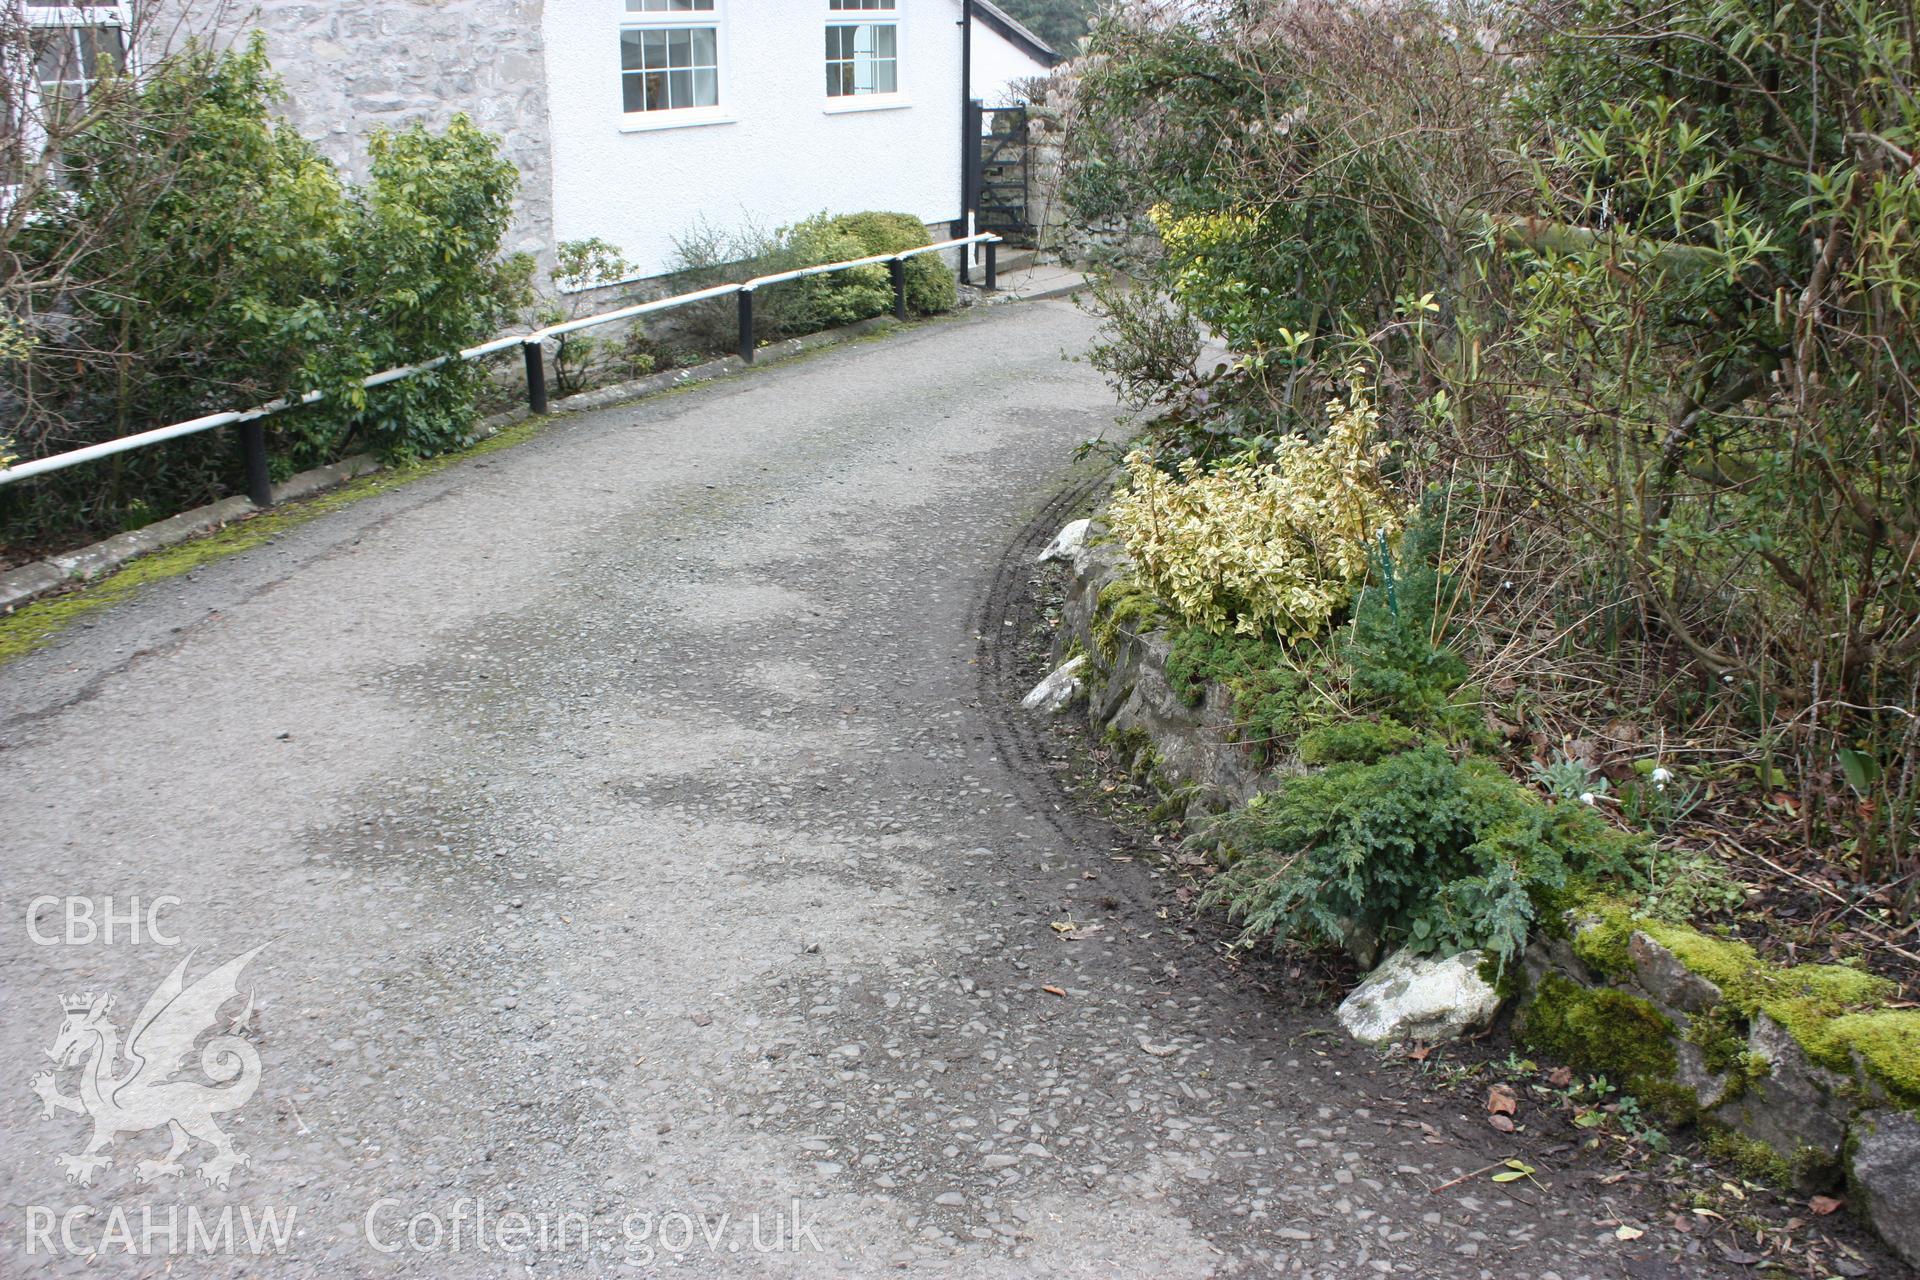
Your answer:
[970,15,1051,104]
[542,0,967,280]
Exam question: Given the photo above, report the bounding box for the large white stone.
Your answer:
[1336,948,1503,1045]
[1021,655,1087,714]
[1036,519,1092,571]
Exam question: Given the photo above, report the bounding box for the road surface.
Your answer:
[0,299,1789,1276]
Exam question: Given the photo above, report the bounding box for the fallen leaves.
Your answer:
[1050,919,1105,941]
[1615,1224,1645,1241]
[1809,1195,1843,1216]
[1491,1159,1535,1184]
[1487,1083,1519,1132]
[1041,985,1066,997]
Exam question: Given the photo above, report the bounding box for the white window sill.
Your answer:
[822,95,911,115]
[618,111,738,134]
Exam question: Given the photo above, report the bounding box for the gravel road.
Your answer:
[0,299,1859,1277]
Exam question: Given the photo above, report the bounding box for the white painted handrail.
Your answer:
[0,231,1005,493]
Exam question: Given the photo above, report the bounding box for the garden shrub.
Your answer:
[1296,719,1416,766]
[0,35,524,547]
[1203,745,1638,972]
[669,210,954,354]
[1340,514,1487,746]
[534,239,655,397]
[803,211,955,316]
[1106,379,1402,639]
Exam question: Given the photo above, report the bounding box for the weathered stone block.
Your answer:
[1337,949,1502,1046]
[1849,1110,1920,1269]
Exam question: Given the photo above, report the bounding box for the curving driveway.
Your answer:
[0,299,1823,1276]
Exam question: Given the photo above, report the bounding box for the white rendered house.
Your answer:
[221,0,1059,275]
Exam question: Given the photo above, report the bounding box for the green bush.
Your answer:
[1,35,523,547]
[1296,719,1416,766]
[1203,745,1638,972]
[1341,517,1487,747]
[668,210,954,355]
[794,211,955,321]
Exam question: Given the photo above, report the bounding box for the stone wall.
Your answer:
[245,0,556,263]
[1045,522,1920,1270]
[1523,912,1920,1267]
[1053,533,1272,820]
[1022,69,1159,267]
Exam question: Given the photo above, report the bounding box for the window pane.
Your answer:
[32,30,74,84]
[620,21,717,112]
[825,21,898,97]
[625,0,713,9]
[76,26,124,78]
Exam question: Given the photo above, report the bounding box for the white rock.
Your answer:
[1020,655,1087,714]
[1036,518,1092,571]
[1336,948,1503,1045]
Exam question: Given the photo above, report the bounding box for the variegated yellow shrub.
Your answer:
[1107,384,1401,639]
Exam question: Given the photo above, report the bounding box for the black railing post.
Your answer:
[240,421,271,507]
[522,339,549,415]
[890,258,908,321]
[961,99,984,286]
[737,288,756,364]
[985,240,998,292]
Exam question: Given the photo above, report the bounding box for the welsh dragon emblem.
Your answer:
[31,944,267,1189]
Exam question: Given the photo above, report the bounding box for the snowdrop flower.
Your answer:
[1651,765,1673,792]
[1579,791,1597,805]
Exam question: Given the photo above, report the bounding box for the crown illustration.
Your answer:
[60,992,101,1013]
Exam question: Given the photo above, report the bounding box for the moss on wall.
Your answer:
[1092,577,1163,663]
[1520,973,1690,1115]
[1565,902,1919,1111]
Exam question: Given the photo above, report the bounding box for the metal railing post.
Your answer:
[239,421,272,507]
[738,289,756,364]
[985,240,998,292]
[889,258,908,321]
[522,339,549,415]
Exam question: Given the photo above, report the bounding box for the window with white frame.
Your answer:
[618,0,720,119]
[825,0,898,100]
[3,0,131,182]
